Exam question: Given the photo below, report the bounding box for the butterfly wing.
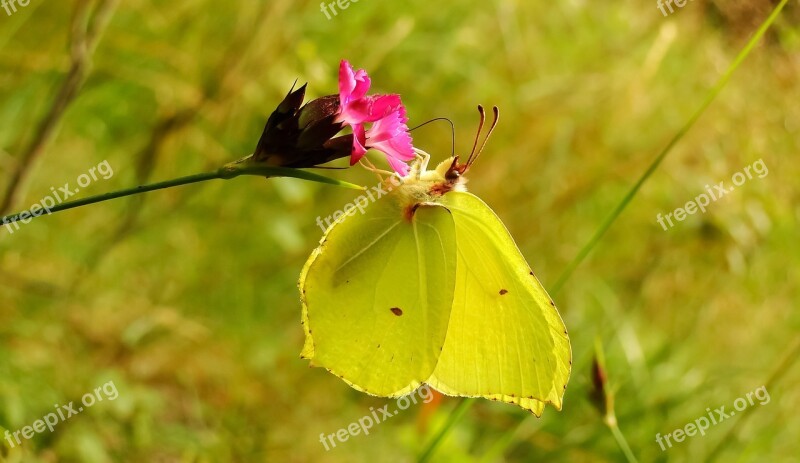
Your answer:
[300,197,457,397]
[426,191,571,415]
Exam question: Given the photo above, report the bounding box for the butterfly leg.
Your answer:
[411,149,432,180]
[358,157,393,182]
[414,149,431,171]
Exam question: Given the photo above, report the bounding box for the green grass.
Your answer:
[1,0,799,461]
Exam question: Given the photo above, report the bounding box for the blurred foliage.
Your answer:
[1,0,799,461]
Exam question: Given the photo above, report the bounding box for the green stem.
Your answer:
[0,163,363,226]
[418,398,474,463]
[551,0,789,293]
[608,418,638,463]
[2,171,219,224]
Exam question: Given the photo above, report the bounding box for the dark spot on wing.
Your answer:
[390,307,403,316]
[499,289,508,295]
[550,300,555,307]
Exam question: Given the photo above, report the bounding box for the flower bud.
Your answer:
[252,84,351,168]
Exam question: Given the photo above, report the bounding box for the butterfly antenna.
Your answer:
[408,117,457,158]
[467,105,487,165]
[467,105,500,168]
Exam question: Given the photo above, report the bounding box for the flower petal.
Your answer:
[339,60,371,104]
[364,107,415,175]
[365,105,407,143]
[385,153,411,176]
[370,130,415,162]
[338,60,380,125]
[338,60,356,103]
[350,123,368,165]
[362,94,402,122]
[339,98,372,125]
[352,69,371,100]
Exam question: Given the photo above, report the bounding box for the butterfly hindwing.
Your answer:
[300,197,457,397]
[426,191,572,415]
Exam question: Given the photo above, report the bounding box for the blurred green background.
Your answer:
[1,0,799,461]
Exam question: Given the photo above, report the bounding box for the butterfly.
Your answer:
[299,106,571,415]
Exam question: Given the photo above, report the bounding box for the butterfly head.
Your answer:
[394,106,499,210]
[418,105,499,193]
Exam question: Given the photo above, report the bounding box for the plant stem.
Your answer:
[0,163,363,226]
[608,418,638,463]
[2,171,220,224]
[418,398,474,463]
[551,0,789,293]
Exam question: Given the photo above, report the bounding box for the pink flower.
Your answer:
[352,106,415,176]
[337,60,414,175]
[338,61,372,124]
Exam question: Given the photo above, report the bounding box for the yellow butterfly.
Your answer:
[300,106,571,415]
